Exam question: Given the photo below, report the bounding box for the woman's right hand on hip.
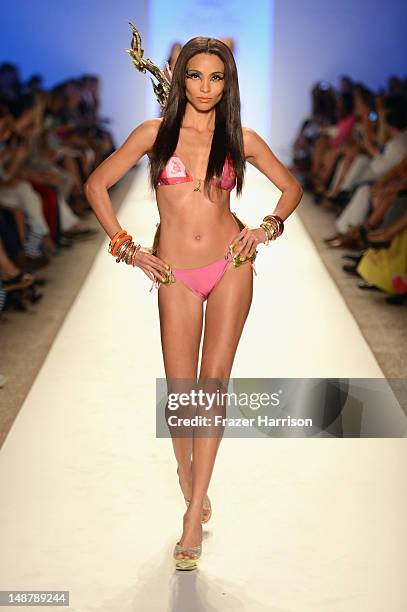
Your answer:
[132,249,170,283]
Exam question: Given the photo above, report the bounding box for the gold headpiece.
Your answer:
[125,21,172,109]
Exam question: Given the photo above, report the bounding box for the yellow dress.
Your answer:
[357,228,407,294]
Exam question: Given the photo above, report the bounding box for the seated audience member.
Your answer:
[325,108,407,246]
[356,210,407,305]
[311,92,356,195]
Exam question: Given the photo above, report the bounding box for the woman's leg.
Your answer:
[340,154,371,192]
[57,194,82,232]
[311,136,330,177]
[335,184,372,234]
[157,280,204,502]
[318,147,340,186]
[8,208,26,244]
[0,238,20,276]
[61,154,84,192]
[0,182,49,237]
[178,262,253,555]
[327,143,360,195]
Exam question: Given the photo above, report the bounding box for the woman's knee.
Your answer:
[198,368,231,385]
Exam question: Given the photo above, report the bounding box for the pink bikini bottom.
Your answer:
[150,252,256,301]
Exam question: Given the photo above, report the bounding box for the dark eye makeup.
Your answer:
[186,71,224,81]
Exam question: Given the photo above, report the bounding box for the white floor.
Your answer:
[0,164,406,612]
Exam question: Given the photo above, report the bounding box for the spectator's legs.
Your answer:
[0,238,20,277]
[0,182,49,237]
[326,144,360,195]
[9,208,26,244]
[0,183,50,259]
[54,166,75,201]
[0,209,24,261]
[380,195,407,228]
[311,136,330,177]
[335,185,372,234]
[314,148,341,192]
[28,160,75,201]
[59,154,84,192]
[340,155,371,191]
[57,195,82,231]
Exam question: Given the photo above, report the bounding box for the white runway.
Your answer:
[0,164,406,612]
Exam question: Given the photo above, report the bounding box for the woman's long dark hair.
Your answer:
[149,37,245,199]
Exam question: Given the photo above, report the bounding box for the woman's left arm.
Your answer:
[243,127,303,223]
[230,128,303,259]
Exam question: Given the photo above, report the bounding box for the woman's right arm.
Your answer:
[84,118,159,238]
[84,118,170,284]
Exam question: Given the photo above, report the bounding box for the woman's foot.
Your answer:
[357,281,383,292]
[323,233,341,243]
[326,235,362,249]
[2,270,35,290]
[174,508,203,565]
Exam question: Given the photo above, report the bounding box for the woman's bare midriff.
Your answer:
[154,183,241,268]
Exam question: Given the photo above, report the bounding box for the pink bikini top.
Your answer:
[157,151,237,192]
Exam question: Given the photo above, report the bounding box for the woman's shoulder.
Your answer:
[242,125,261,143]
[132,117,163,155]
[242,125,263,158]
[139,117,163,137]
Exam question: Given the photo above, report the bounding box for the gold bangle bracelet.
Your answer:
[115,240,130,260]
[263,215,284,237]
[126,243,136,265]
[124,243,134,265]
[115,240,132,262]
[262,223,275,242]
[260,223,271,245]
[121,241,134,263]
[266,219,279,238]
[261,221,277,241]
[260,224,269,245]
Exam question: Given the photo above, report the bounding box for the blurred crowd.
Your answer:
[291,74,407,306]
[0,62,116,327]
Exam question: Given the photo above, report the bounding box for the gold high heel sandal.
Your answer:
[173,541,202,571]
